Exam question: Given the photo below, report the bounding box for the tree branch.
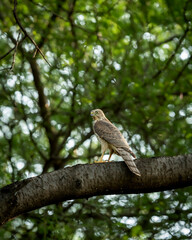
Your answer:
[68,0,78,49]
[0,33,26,71]
[152,0,190,79]
[174,54,192,84]
[29,59,50,124]
[13,0,51,66]
[0,47,16,61]
[9,31,21,71]
[0,154,192,226]
[152,28,189,79]
[29,58,58,151]
[154,34,181,47]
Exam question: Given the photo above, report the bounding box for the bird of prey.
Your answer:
[91,109,141,177]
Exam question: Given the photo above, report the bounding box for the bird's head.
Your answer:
[91,109,106,120]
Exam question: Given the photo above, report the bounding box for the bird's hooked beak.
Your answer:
[90,110,95,119]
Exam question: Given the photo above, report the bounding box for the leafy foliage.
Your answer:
[0,0,192,239]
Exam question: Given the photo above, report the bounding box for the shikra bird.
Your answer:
[91,109,141,177]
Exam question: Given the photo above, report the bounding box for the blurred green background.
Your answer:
[0,0,192,239]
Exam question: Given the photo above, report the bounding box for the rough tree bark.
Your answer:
[0,154,192,226]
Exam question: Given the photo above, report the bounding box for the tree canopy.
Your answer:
[0,0,192,239]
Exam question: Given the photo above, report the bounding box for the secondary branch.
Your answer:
[13,0,51,66]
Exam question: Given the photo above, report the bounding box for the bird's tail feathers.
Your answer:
[122,147,136,158]
[117,148,141,177]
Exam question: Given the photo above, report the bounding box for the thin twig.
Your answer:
[154,34,180,48]
[0,34,26,71]
[33,48,38,58]
[0,46,15,61]
[152,0,190,79]
[152,28,189,79]
[29,0,68,19]
[9,31,21,71]
[13,0,51,67]
[30,0,95,35]
[174,54,192,84]
[0,35,26,62]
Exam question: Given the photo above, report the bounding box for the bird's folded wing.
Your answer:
[94,120,130,149]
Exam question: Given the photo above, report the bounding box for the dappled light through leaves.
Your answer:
[0,0,192,239]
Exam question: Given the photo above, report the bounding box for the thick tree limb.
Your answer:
[0,154,192,226]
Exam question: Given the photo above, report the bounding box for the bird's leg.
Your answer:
[107,149,114,162]
[94,151,106,163]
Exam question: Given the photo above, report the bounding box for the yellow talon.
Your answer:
[94,159,106,163]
